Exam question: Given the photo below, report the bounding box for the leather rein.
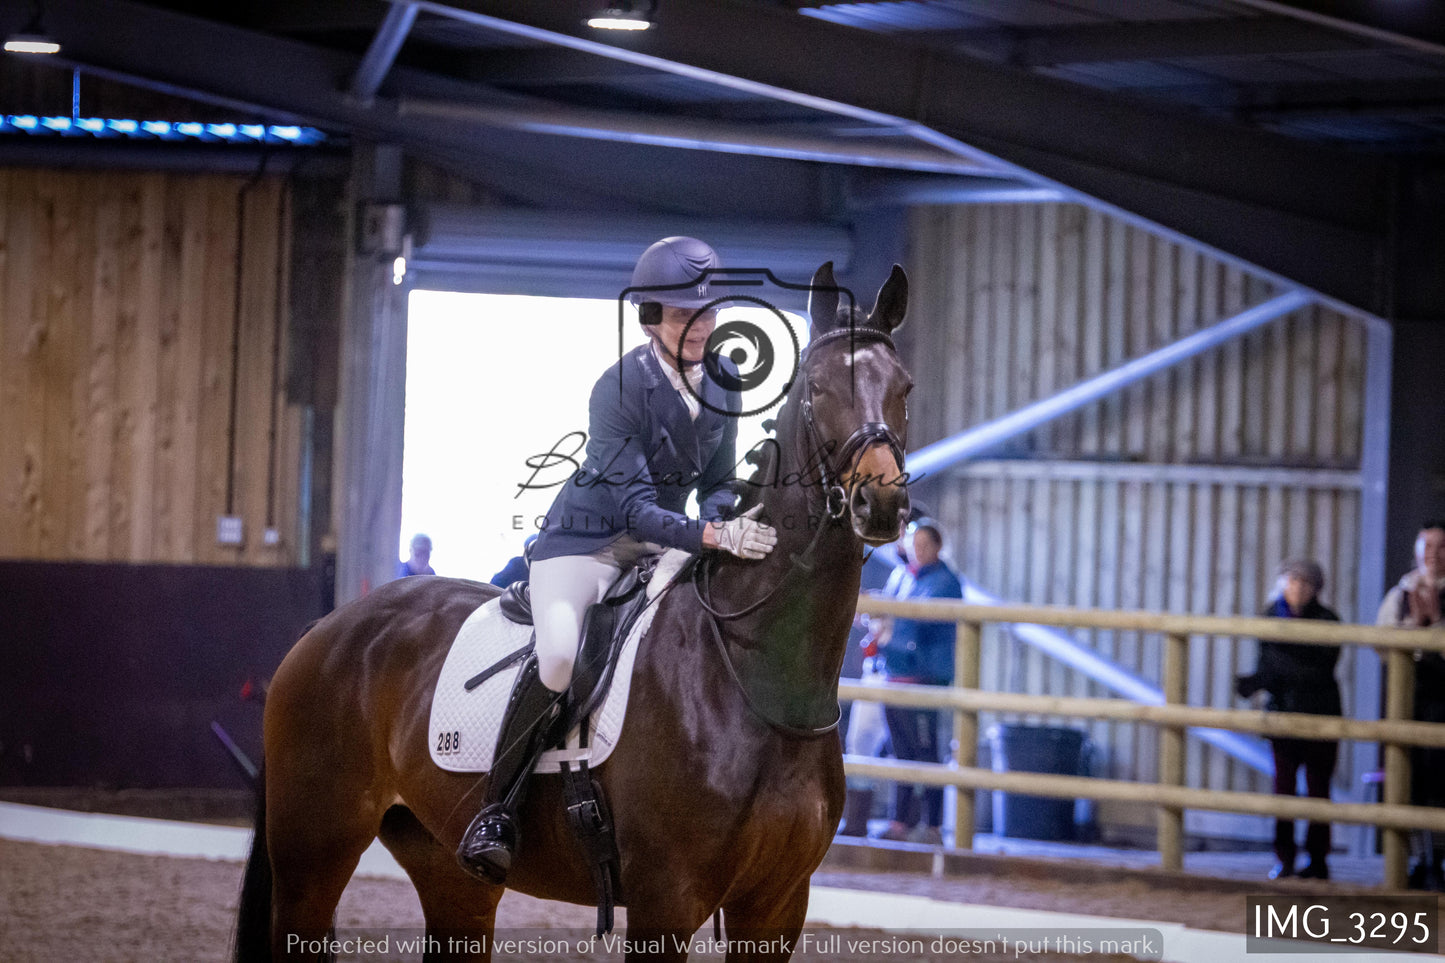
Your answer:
[693,326,905,740]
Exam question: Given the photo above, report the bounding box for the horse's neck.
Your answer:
[705,419,862,715]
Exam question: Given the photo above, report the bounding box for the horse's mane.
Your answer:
[730,436,779,517]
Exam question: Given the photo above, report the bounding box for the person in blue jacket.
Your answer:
[457,237,779,883]
[395,533,435,578]
[489,534,537,589]
[877,519,963,844]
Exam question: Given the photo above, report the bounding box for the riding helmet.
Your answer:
[628,236,721,308]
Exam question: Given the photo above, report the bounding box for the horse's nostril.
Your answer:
[850,485,871,521]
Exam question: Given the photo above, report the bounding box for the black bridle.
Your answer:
[798,327,907,520]
[694,323,907,739]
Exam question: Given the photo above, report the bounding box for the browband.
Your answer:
[803,324,895,357]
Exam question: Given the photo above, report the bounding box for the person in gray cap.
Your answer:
[457,236,778,884]
[1236,558,1342,880]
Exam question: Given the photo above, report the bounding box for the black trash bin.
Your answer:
[988,725,1085,841]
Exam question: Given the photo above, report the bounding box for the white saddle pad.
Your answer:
[428,550,690,774]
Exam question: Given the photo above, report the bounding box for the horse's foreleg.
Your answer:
[721,879,810,963]
[377,805,501,963]
[617,874,715,963]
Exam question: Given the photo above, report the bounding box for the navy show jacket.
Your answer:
[532,343,740,561]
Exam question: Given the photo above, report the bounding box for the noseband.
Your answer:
[799,327,907,518]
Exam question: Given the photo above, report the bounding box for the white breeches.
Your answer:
[530,554,622,693]
[529,537,662,693]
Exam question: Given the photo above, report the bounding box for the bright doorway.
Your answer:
[400,291,807,580]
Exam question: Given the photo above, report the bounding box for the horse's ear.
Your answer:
[872,264,908,332]
[808,261,839,335]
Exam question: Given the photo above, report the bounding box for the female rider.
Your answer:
[456,236,779,883]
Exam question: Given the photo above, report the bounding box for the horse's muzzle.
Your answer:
[850,480,909,545]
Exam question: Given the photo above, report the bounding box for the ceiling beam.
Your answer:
[1136,78,1445,121]
[951,18,1369,67]
[841,171,1063,207]
[413,137,850,222]
[396,96,999,174]
[396,0,1396,316]
[415,44,661,86]
[31,0,881,224]
[1226,0,1445,59]
[247,0,388,35]
[351,2,418,102]
[37,0,976,182]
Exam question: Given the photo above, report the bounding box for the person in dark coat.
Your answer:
[1236,558,1342,880]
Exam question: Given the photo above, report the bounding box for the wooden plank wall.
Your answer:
[906,203,1367,807]
[0,168,302,567]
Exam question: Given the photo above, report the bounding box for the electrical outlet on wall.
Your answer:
[217,516,244,545]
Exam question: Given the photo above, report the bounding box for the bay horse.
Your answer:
[233,262,913,961]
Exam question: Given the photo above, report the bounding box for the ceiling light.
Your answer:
[6,4,59,54]
[4,34,59,55]
[587,1,654,31]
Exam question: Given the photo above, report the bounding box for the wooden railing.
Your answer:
[844,596,1445,888]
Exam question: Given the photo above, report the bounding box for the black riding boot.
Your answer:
[456,656,563,884]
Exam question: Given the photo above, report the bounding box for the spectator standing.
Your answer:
[876,520,963,845]
[396,533,436,578]
[1236,559,1342,880]
[1377,521,1445,888]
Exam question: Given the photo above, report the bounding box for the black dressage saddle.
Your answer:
[478,553,662,732]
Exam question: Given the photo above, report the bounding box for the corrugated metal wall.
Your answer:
[906,203,1368,806]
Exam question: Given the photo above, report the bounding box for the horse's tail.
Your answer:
[233,766,272,963]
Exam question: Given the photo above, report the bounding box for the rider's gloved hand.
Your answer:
[707,504,778,560]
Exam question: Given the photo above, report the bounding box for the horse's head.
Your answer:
[798,261,912,545]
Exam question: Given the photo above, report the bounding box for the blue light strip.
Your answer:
[0,116,326,145]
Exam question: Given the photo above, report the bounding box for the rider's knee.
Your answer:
[537,653,574,693]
